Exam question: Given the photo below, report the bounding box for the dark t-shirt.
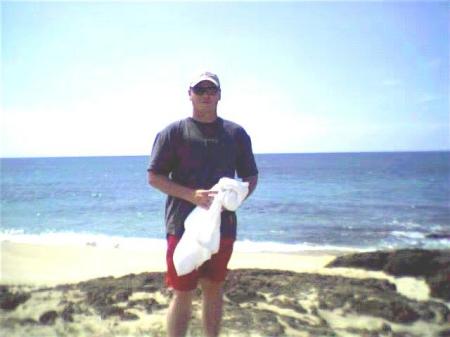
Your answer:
[148,117,258,239]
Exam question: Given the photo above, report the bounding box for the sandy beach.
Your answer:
[0,241,343,286]
[1,241,449,337]
[0,241,431,301]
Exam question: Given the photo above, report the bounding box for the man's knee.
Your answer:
[173,289,195,299]
[200,278,224,295]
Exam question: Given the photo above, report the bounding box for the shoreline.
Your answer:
[1,242,448,337]
[1,240,347,287]
[0,240,433,303]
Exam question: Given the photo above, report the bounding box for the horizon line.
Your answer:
[1,149,449,160]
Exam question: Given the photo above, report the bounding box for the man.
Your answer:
[147,71,258,337]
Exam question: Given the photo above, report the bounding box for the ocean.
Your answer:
[1,152,449,252]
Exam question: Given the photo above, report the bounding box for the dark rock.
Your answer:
[145,298,166,312]
[128,298,165,313]
[318,290,349,310]
[100,306,124,319]
[225,269,296,298]
[78,272,165,311]
[79,272,164,294]
[115,289,132,302]
[381,323,392,333]
[326,251,390,270]
[0,290,31,311]
[225,268,443,329]
[86,288,115,308]
[415,300,450,323]
[221,306,253,331]
[128,299,146,308]
[254,309,284,336]
[222,306,286,336]
[428,267,450,301]
[326,249,448,277]
[327,249,450,301]
[42,272,167,326]
[389,301,421,323]
[439,329,450,337]
[225,288,264,304]
[39,310,58,325]
[279,315,311,329]
[270,298,307,314]
[427,233,450,240]
[384,249,442,277]
[120,311,139,321]
[355,299,419,323]
[61,303,75,322]
[98,305,139,321]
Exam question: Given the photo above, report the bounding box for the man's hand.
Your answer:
[149,172,217,208]
[192,189,218,209]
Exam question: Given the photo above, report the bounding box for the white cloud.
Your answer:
[219,79,333,153]
[1,77,193,157]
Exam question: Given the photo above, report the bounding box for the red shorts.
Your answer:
[166,235,235,291]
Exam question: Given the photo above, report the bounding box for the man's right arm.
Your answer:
[148,171,216,209]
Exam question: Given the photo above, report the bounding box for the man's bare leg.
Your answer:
[167,290,194,337]
[200,278,224,337]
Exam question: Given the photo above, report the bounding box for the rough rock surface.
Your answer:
[1,250,449,337]
[326,249,450,301]
[0,285,31,311]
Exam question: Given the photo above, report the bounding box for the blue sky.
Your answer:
[2,1,448,157]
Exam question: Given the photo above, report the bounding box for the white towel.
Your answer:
[173,177,249,276]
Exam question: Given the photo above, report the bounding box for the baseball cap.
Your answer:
[190,71,220,89]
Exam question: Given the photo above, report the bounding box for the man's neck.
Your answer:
[192,109,218,123]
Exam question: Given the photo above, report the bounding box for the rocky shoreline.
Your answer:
[1,249,449,337]
[327,249,450,302]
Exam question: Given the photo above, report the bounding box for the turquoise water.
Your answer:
[1,152,449,251]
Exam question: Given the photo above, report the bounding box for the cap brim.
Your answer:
[190,76,220,88]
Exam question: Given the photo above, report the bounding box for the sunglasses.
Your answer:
[191,86,220,96]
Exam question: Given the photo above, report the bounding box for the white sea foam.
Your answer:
[3,229,447,254]
[0,231,166,252]
[391,231,426,239]
[0,231,366,254]
[233,240,365,253]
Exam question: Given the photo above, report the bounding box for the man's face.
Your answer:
[189,80,221,110]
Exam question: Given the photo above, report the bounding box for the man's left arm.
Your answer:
[243,174,258,199]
